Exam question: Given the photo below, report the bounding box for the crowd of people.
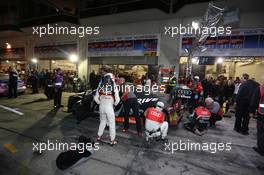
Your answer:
[5,67,88,109]
[5,67,88,96]
[27,69,87,94]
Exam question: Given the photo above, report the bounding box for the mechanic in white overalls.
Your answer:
[94,73,120,145]
[144,101,168,142]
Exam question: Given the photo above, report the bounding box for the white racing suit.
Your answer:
[145,107,168,139]
[94,83,120,141]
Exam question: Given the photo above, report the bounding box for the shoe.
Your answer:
[241,131,249,135]
[122,129,128,133]
[138,132,143,137]
[253,147,264,156]
[210,124,216,128]
[110,140,117,146]
[161,138,168,143]
[234,128,241,133]
[96,136,101,142]
[194,129,202,136]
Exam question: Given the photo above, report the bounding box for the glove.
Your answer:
[114,101,119,106]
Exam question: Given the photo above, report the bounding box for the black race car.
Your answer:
[67,85,192,126]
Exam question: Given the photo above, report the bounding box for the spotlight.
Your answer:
[31,58,38,63]
[217,57,224,64]
[192,21,200,30]
[69,54,78,63]
[191,57,199,64]
[6,43,11,49]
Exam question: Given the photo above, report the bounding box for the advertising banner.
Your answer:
[34,43,77,59]
[180,28,264,56]
[0,48,25,60]
[88,34,160,57]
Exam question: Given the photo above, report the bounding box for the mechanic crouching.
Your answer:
[94,73,120,146]
[144,101,168,143]
[205,97,223,127]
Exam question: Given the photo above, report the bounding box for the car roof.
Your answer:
[0,74,9,79]
[0,73,21,81]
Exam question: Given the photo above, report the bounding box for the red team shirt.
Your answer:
[145,107,165,123]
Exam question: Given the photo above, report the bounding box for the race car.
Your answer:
[67,85,192,126]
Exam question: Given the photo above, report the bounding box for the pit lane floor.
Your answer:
[0,93,263,175]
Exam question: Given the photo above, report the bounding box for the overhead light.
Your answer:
[17,61,21,64]
[216,57,224,64]
[191,57,199,64]
[6,60,9,63]
[192,21,200,30]
[52,60,56,64]
[69,54,78,63]
[199,46,207,52]
[31,58,38,63]
[6,43,11,49]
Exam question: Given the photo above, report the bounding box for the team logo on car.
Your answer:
[137,98,159,104]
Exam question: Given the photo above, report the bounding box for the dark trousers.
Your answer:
[257,115,264,153]
[123,98,142,133]
[45,87,53,99]
[32,82,38,93]
[234,103,250,132]
[210,113,222,126]
[8,84,17,98]
[54,87,62,107]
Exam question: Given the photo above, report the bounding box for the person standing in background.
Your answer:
[232,77,241,105]
[89,70,96,90]
[31,70,39,94]
[8,67,18,98]
[234,74,259,135]
[54,68,64,108]
[39,69,45,88]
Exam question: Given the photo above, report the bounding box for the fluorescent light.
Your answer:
[200,46,207,52]
[191,57,199,64]
[192,21,199,30]
[217,57,224,64]
[69,54,78,62]
[6,43,11,49]
[31,58,38,63]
